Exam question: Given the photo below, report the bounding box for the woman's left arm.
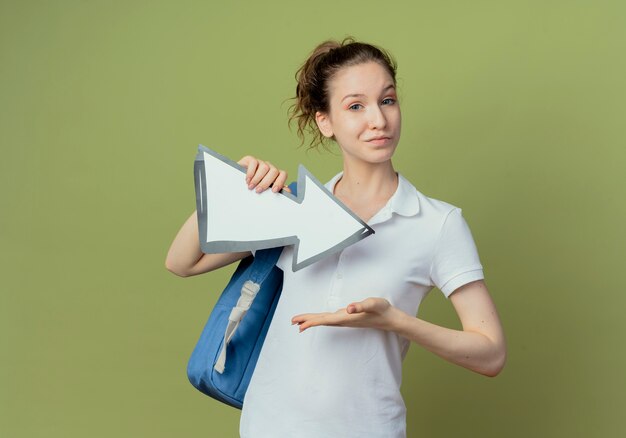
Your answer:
[291,279,506,377]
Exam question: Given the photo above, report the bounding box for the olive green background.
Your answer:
[1,1,624,437]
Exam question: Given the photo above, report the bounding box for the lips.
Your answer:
[365,136,393,147]
[366,136,391,142]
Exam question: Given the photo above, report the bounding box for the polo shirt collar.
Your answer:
[325,171,420,223]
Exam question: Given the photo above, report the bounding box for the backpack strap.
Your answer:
[214,182,297,373]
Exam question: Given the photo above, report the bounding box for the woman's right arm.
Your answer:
[164,155,289,277]
[165,209,252,277]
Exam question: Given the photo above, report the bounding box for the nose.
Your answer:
[368,105,387,130]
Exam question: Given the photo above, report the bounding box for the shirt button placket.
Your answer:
[328,252,346,308]
[336,251,346,281]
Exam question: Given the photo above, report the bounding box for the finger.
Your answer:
[282,186,292,193]
[292,313,334,331]
[291,313,321,324]
[347,300,369,314]
[297,320,318,332]
[293,311,342,321]
[346,303,360,314]
[237,155,253,167]
[256,165,280,193]
[353,298,382,314]
[291,316,316,332]
[237,156,258,186]
[298,315,336,332]
[272,170,289,193]
[248,160,270,188]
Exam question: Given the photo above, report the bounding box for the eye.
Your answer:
[381,98,396,105]
[348,103,363,111]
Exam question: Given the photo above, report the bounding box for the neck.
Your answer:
[335,158,398,200]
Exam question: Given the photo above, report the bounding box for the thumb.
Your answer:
[346,302,365,314]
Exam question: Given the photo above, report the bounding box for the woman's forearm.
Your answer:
[390,308,506,377]
[292,294,506,377]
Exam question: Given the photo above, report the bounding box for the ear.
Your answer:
[315,111,334,138]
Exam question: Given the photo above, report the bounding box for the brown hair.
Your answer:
[288,36,398,151]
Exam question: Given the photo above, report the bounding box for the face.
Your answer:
[315,61,401,165]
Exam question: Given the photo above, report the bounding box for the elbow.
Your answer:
[164,259,192,278]
[483,358,505,378]
[482,343,507,377]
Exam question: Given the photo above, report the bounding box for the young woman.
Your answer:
[166,37,506,438]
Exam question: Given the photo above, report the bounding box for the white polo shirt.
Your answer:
[240,172,484,438]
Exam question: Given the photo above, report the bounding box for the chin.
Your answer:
[341,143,398,164]
[364,151,396,164]
[370,145,397,160]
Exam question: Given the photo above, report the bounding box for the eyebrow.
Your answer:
[341,84,396,103]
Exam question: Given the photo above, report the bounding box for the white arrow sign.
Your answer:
[194,145,374,272]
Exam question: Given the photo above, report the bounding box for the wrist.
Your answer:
[386,306,410,333]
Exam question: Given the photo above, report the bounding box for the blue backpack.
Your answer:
[186,182,296,409]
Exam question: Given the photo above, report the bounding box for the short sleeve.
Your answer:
[429,208,484,297]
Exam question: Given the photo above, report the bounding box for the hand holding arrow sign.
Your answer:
[194,145,375,272]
